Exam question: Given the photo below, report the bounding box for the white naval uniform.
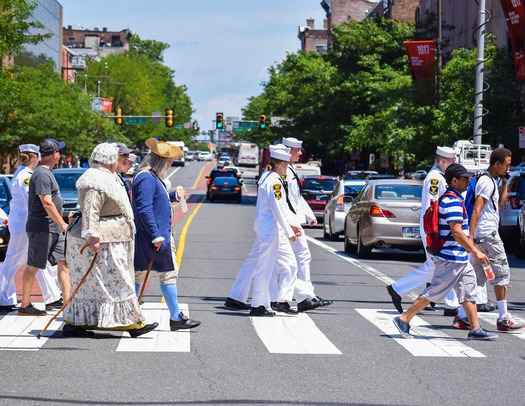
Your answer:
[271,164,317,303]
[391,165,459,309]
[228,170,297,308]
[0,165,61,306]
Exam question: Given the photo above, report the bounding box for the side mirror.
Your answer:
[343,195,354,204]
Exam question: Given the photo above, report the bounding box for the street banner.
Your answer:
[404,40,435,82]
[91,97,113,113]
[500,0,525,81]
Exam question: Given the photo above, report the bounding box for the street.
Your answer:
[1,160,524,406]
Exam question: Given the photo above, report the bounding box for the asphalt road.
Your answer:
[0,160,524,406]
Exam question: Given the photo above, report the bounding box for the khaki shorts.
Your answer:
[470,232,510,287]
[422,259,477,304]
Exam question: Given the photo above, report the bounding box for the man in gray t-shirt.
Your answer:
[19,138,70,316]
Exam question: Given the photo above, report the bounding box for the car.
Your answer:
[224,165,244,183]
[184,151,195,162]
[499,170,525,258]
[519,203,525,253]
[206,168,240,199]
[209,177,242,203]
[299,175,338,222]
[343,179,423,258]
[345,170,378,180]
[0,176,12,255]
[410,170,427,180]
[199,151,212,161]
[52,168,88,221]
[217,157,231,168]
[323,179,367,240]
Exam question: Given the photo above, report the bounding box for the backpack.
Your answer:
[423,190,464,255]
[464,172,496,223]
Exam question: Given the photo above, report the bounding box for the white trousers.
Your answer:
[269,236,298,303]
[289,233,315,302]
[0,232,61,306]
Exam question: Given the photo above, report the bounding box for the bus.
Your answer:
[236,143,259,167]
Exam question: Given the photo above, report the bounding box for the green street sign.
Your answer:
[126,117,147,125]
[175,125,184,130]
[237,121,257,129]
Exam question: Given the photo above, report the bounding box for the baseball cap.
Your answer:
[39,138,66,156]
[445,163,475,184]
[115,142,134,154]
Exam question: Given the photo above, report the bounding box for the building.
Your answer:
[62,26,131,60]
[298,18,329,53]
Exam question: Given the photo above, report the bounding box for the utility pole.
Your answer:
[436,0,443,105]
[473,0,487,145]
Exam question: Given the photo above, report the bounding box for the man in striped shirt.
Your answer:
[393,164,498,341]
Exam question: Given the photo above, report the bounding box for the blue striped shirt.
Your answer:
[435,188,469,263]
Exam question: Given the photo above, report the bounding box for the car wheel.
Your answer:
[210,197,214,202]
[328,222,339,241]
[343,229,355,254]
[237,197,242,203]
[356,227,372,258]
[323,217,330,239]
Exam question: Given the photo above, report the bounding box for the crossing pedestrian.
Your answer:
[62,143,158,337]
[18,139,70,316]
[393,164,498,341]
[386,146,460,315]
[0,144,62,313]
[133,138,200,330]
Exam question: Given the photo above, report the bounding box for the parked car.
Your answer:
[206,168,239,199]
[298,175,338,223]
[0,176,12,255]
[410,170,427,180]
[345,170,378,180]
[323,179,367,240]
[343,179,423,258]
[499,170,525,258]
[53,168,88,221]
[209,177,242,203]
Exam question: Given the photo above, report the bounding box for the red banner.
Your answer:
[404,40,435,82]
[500,0,525,81]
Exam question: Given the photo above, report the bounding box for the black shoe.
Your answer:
[129,322,159,338]
[443,308,459,317]
[426,283,435,307]
[314,296,333,307]
[0,305,16,313]
[297,298,321,313]
[224,297,250,310]
[249,305,275,317]
[18,303,46,316]
[477,302,497,312]
[271,301,298,314]
[45,298,63,311]
[386,285,403,314]
[62,324,95,338]
[170,312,201,330]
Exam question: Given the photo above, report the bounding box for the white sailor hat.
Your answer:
[436,146,457,159]
[282,137,302,148]
[269,144,291,161]
[19,144,39,154]
[128,153,137,163]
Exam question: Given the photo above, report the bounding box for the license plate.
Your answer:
[403,227,420,238]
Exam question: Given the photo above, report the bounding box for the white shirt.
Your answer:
[9,165,32,234]
[286,165,316,225]
[474,174,499,238]
[254,171,294,238]
[420,165,447,229]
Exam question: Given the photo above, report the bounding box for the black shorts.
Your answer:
[27,231,65,269]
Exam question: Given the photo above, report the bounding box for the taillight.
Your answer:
[370,205,395,218]
[211,186,218,190]
[207,179,211,185]
[336,195,345,212]
[233,186,241,191]
[508,196,520,209]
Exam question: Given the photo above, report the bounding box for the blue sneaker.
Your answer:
[468,327,498,341]
[393,316,413,339]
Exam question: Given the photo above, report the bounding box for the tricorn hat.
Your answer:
[145,138,183,159]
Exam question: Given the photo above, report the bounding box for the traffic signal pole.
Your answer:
[473,0,487,145]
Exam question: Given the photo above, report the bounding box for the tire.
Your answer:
[328,222,339,241]
[356,227,372,258]
[323,216,330,239]
[343,230,355,254]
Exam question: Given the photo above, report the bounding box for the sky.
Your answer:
[59,0,327,131]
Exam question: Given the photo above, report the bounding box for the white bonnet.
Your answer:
[90,143,119,165]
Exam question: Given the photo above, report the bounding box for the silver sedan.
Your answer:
[343,179,423,258]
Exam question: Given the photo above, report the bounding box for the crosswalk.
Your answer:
[1,302,524,355]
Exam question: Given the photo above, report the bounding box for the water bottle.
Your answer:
[176,186,188,213]
[483,262,495,280]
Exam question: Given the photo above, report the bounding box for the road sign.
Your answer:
[126,117,147,125]
[175,125,184,130]
[237,121,257,129]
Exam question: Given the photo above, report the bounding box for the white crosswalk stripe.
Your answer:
[477,312,525,339]
[356,308,486,357]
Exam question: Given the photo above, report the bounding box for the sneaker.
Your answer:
[477,302,497,312]
[18,303,47,316]
[393,316,413,339]
[497,313,525,332]
[452,316,470,330]
[45,298,63,311]
[468,327,498,340]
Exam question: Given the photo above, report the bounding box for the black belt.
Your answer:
[473,230,497,244]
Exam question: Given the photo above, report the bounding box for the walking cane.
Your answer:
[137,248,157,303]
[37,244,98,339]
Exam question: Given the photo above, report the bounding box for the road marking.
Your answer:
[477,313,525,339]
[250,313,341,354]
[356,309,485,357]
[0,304,63,351]
[176,201,203,268]
[116,303,191,352]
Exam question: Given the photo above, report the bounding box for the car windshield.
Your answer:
[54,173,83,192]
[302,179,337,191]
[375,184,422,200]
[213,177,239,185]
[508,173,525,200]
[211,170,235,177]
[344,184,365,196]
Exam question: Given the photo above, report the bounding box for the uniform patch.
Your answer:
[23,177,30,186]
[429,178,439,196]
[282,174,288,180]
[273,183,282,200]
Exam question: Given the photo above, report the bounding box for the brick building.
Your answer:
[62,26,130,60]
[298,18,329,53]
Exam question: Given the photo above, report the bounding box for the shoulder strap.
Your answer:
[477,173,497,210]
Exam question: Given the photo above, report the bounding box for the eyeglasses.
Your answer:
[119,153,130,158]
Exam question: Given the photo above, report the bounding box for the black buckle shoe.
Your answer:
[0,305,16,313]
[224,297,250,310]
[314,296,333,307]
[271,301,298,314]
[129,322,159,338]
[62,324,95,338]
[170,312,201,330]
[386,285,403,314]
[45,298,63,311]
[249,305,275,317]
[297,298,321,313]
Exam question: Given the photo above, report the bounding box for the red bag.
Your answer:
[423,191,461,255]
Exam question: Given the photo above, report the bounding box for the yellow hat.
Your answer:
[145,138,183,159]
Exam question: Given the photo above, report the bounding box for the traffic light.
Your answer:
[114,107,123,126]
[216,113,224,129]
[259,114,266,129]
[192,120,199,133]
[165,108,174,127]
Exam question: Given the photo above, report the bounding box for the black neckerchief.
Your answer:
[278,174,296,215]
[289,165,301,193]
